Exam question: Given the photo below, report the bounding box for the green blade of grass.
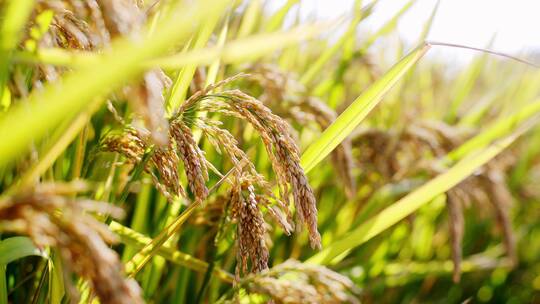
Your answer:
[205,11,231,88]
[0,0,230,168]
[403,0,439,83]
[110,221,234,283]
[0,237,46,265]
[0,0,36,53]
[0,236,47,304]
[360,0,415,52]
[0,0,36,103]
[301,43,430,173]
[147,22,335,69]
[419,0,440,42]
[4,99,102,196]
[124,201,206,277]
[167,14,223,112]
[0,265,5,304]
[265,0,299,32]
[14,22,331,71]
[446,98,540,162]
[383,256,512,285]
[458,85,509,127]
[48,251,64,304]
[300,0,371,85]
[237,0,262,38]
[307,122,533,265]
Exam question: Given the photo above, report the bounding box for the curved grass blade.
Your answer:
[48,251,64,304]
[265,0,299,32]
[447,98,540,162]
[167,14,222,112]
[14,22,332,71]
[0,237,47,304]
[3,99,101,196]
[360,0,415,52]
[205,12,231,88]
[301,43,430,173]
[300,0,373,85]
[237,0,262,38]
[150,22,334,69]
[0,0,36,103]
[0,237,46,265]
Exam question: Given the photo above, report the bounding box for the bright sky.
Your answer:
[269,0,540,63]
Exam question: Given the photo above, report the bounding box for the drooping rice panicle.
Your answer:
[170,119,209,202]
[230,174,270,276]
[101,127,186,201]
[0,182,143,304]
[199,89,321,248]
[234,259,360,304]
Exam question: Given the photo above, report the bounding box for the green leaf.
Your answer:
[5,99,101,195]
[149,22,333,69]
[0,0,36,51]
[0,237,46,264]
[205,11,231,88]
[446,99,540,162]
[300,0,371,85]
[0,86,10,112]
[301,43,430,173]
[123,202,200,277]
[0,237,47,304]
[14,22,331,71]
[167,14,223,112]
[360,0,415,52]
[236,0,262,38]
[265,0,299,32]
[0,0,36,103]
[307,126,531,265]
[0,265,5,304]
[382,255,511,282]
[48,251,65,304]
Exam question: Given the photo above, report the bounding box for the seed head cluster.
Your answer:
[231,175,270,276]
[101,127,186,201]
[198,89,321,248]
[0,182,142,304]
[235,259,360,304]
[170,119,209,202]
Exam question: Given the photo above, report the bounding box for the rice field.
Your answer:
[0,0,539,303]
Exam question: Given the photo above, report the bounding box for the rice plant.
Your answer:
[0,0,539,303]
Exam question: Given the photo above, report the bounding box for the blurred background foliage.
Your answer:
[0,0,539,303]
